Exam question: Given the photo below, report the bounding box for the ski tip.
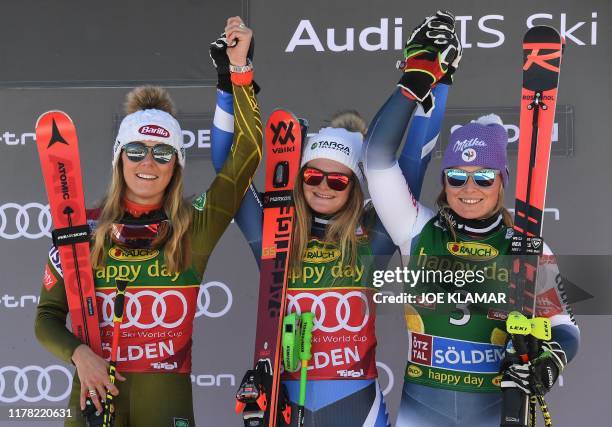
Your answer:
[269,108,299,120]
[523,26,562,43]
[35,110,73,129]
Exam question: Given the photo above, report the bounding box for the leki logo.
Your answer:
[269,120,296,153]
[139,125,170,138]
[108,246,159,261]
[447,242,499,261]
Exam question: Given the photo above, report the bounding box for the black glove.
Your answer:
[209,33,260,94]
[501,341,567,396]
[397,10,462,102]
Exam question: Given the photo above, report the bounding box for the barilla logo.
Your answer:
[311,140,350,156]
[139,125,170,138]
[406,364,423,378]
[303,246,341,264]
[109,247,159,261]
[453,138,486,152]
[447,242,499,261]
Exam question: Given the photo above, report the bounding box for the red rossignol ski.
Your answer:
[35,111,103,356]
[236,110,303,427]
[501,26,564,427]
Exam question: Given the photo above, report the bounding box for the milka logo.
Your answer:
[139,125,170,138]
[311,140,350,156]
[453,138,487,152]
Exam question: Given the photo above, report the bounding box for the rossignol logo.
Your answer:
[522,94,555,101]
[406,364,423,378]
[139,125,170,138]
[453,138,487,152]
[303,246,341,264]
[447,242,499,261]
[310,140,350,156]
[108,247,159,261]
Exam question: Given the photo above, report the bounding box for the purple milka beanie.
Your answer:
[441,114,509,186]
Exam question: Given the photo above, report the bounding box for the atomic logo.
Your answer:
[47,119,69,148]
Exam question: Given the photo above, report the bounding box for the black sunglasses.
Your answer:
[123,142,176,164]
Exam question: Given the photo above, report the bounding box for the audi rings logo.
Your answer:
[376,361,394,397]
[0,202,51,239]
[98,289,189,329]
[0,365,72,403]
[97,281,233,328]
[196,281,233,318]
[286,291,370,333]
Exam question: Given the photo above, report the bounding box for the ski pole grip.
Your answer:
[500,387,529,427]
[299,312,314,361]
[113,280,128,321]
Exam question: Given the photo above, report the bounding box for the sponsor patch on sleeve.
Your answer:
[192,192,207,211]
[43,264,58,291]
[48,246,63,277]
[536,287,563,317]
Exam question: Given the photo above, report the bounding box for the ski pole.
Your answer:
[529,318,553,427]
[102,279,128,427]
[297,313,314,427]
[504,312,554,427]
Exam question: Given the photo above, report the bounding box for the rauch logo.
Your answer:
[447,242,499,261]
[109,247,159,261]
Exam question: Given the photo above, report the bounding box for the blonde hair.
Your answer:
[436,185,513,239]
[290,110,367,273]
[91,86,192,272]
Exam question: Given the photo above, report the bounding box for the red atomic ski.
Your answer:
[236,109,303,427]
[35,111,103,356]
